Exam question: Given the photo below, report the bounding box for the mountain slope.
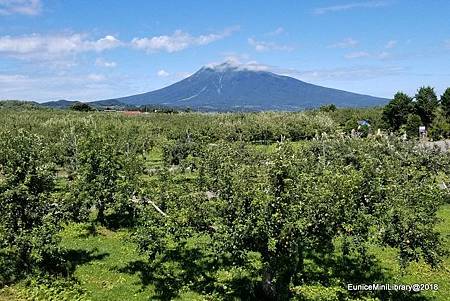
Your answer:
[41,99,126,109]
[95,63,388,111]
[40,99,79,109]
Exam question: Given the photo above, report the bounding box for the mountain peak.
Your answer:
[202,60,270,73]
[95,63,388,111]
[202,61,240,72]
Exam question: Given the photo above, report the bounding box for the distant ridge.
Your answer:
[93,62,388,111]
[41,99,124,109]
[41,99,79,109]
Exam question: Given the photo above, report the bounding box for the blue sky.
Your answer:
[1,0,450,102]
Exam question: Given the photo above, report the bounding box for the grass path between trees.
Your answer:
[58,224,156,301]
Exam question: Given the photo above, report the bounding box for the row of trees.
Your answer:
[382,86,450,138]
[0,126,145,285]
[134,137,448,300]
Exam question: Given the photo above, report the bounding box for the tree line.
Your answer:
[383,86,450,139]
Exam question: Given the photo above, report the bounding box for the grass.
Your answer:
[57,223,156,301]
[371,203,450,301]
[145,147,164,170]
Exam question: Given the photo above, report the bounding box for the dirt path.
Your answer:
[422,140,450,152]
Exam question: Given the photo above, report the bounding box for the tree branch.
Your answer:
[142,196,167,217]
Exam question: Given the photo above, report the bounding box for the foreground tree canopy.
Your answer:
[0,102,449,300]
[135,138,446,300]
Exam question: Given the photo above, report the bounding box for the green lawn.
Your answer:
[58,223,156,301]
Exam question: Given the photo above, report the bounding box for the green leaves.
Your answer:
[71,131,143,227]
[414,86,439,127]
[1,108,449,299]
[383,92,414,131]
[441,87,450,118]
[134,136,447,299]
[382,86,450,138]
[0,129,60,283]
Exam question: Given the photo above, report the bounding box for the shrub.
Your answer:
[0,130,61,283]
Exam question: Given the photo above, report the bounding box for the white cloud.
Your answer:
[0,72,140,102]
[345,50,392,60]
[385,40,397,49]
[248,38,293,52]
[157,69,169,77]
[90,35,121,51]
[329,38,358,48]
[240,61,271,71]
[293,66,405,81]
[0,73,29,85]
[131,26,239,53]
[206,57,271,72]
[266,27,285,36]
[0,33,122,60]
[87,73,106,82]
[175,72,192,79]
[95,58,117,68]
[205,58,404,82]
[0,0,41,15]
[221,52,250,62]
[345,51,371,59]
[377,51,391,59]
[313,1,389,15]
[154,70,192,81]
[0,27,239,63]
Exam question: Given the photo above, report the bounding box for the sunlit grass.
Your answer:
[59,223,155,301]
[370,204,450,301]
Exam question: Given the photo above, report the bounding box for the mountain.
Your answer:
[40,99,79,109]
[41,99,126,109]
[94,62,388,111]
[0,100,40,109]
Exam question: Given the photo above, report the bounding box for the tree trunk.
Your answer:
[97,200,106,225]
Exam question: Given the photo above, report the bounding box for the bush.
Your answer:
[291,285,348,301]
[162,139,200,166]
[429,112,450,140]
[0,130,61,283]
[319,104,337,112]
[70,103,94,112]
[70,131,142,228]
[15,276,88,301]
